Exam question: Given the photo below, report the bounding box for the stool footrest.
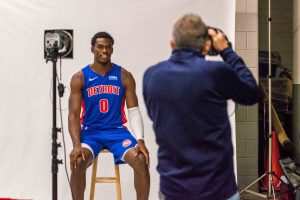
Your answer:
[95,177,118,183]
[90,149,122,200]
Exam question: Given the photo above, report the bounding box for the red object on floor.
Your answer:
[0,198,16,200]
[263,131,283,191]
[0,197,33,200]
[0,198,32,200]
[280,182,295,200]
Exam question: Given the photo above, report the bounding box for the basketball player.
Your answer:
[143,13,259,200]
[68,32,150,200]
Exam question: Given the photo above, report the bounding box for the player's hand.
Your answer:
[135,139,150,167]
[69,146,86,171]
[208,28,229,52]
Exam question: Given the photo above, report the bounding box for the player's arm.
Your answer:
[68,71,85,170]
[122,68,149,165]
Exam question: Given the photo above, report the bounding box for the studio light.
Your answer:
[44,29,73,59]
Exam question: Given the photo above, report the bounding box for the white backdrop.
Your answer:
[0,1,235,199]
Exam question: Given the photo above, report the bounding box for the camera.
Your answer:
[207,27,231,56]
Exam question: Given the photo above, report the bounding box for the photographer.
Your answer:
[143,13,259,200]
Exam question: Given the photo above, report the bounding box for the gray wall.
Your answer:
[259,0,293,70]
[235,0,260,190]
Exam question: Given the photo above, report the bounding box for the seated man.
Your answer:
[68,31,150,200]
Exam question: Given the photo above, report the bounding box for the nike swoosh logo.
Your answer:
[89,77,98,81]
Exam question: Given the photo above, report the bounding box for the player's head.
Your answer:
[91,32,114,47]
[171,13,209,51]
[91,32,114,64]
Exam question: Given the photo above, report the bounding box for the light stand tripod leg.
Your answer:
[269,169,278,200]
[239,171,286,199]
[244,190,268,199]
[271,184,276,200]
[239,173,268,198]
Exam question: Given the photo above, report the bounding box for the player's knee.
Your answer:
[132,154,147,170]
[75,157,88,172]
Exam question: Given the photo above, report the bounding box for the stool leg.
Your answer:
[114,164,122,200]
[89,157,98,200]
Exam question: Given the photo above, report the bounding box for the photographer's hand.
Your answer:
[208,28,229,53]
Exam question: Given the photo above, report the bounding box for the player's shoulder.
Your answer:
[120,66,134,79]
[119,66,135,87]
[70,70,84,86]
[120,66,129,74]
[72,70,83,79]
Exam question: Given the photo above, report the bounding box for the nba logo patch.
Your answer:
[122,139,132,147]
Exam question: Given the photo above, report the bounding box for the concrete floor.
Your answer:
[240,193,273,200]
[239,190,294,200]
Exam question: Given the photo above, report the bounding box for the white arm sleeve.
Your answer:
[128,106,144,140]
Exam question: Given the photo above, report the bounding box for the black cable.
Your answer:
[58,91,74,200]
[59,56,62,81]
[55,75,74,199]
[49,77,69,111]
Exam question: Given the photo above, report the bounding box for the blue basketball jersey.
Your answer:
[81,64,127,130]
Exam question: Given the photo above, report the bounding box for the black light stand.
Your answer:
[46,41,63,200]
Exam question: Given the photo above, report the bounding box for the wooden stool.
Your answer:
[89,149,122,200]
